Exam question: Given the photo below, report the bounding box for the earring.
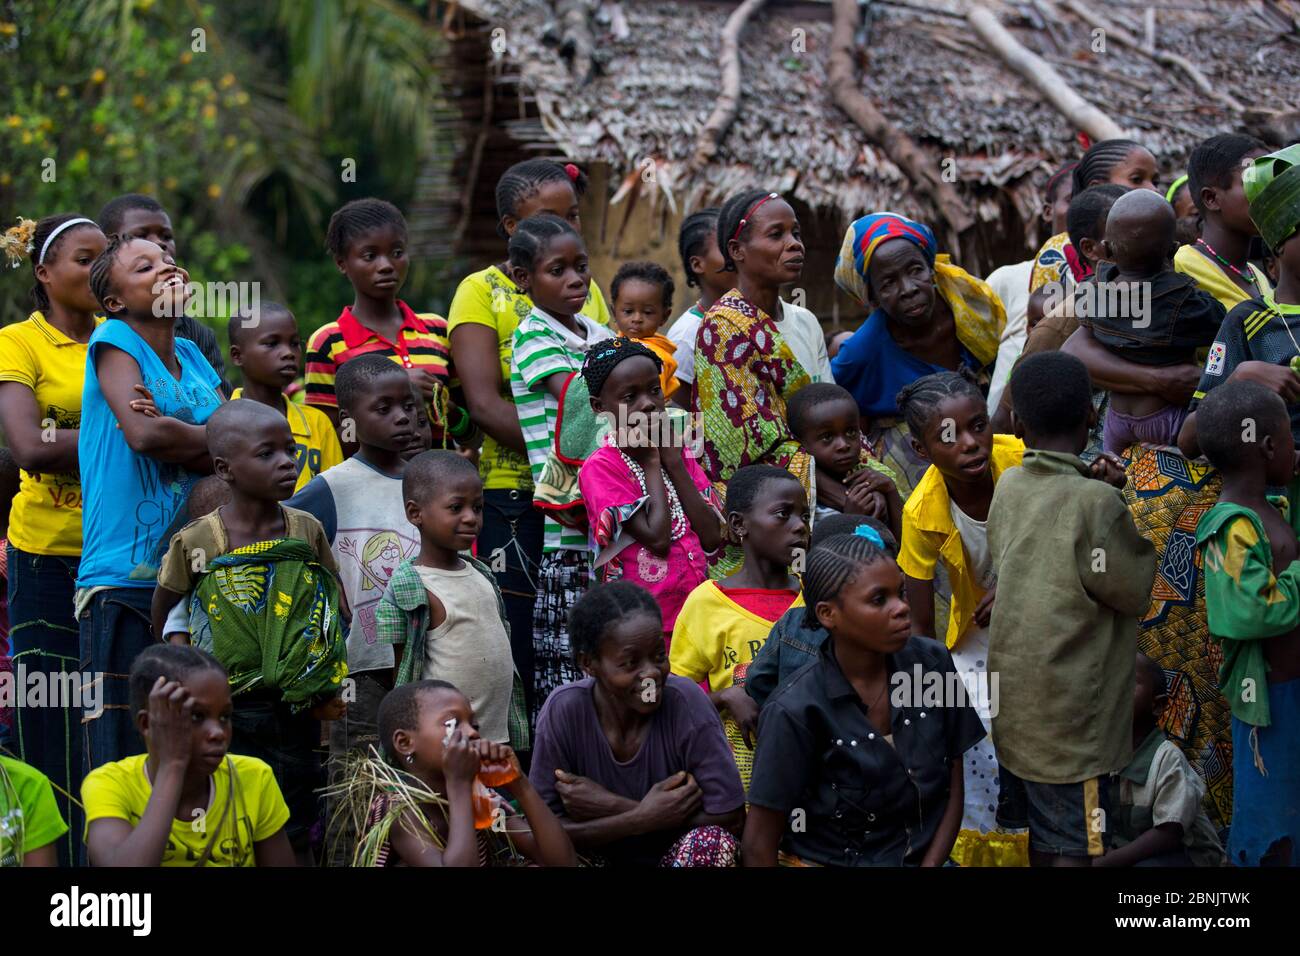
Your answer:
[405,753,415,764]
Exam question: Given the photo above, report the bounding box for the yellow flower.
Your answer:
[201,103,217,120]
[207,183,222,199]
[74,148,88,163]
[90,68,106,84]
[233,91,249,106]
[219,73,236,89]
[20,131,31,144]
[138,0,156,11]
[0,173,11,186]
[0,22,16,36]
[4,115,20,128]
[163,176,178,190]
[56,85,69,98]
[39,118,52,131]
[132,94,146,110]
[179,51,193,65]
[223,134,236,149]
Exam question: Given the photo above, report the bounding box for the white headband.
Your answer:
[38,217,96,265]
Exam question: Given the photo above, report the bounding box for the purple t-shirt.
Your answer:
[529,674,744,865]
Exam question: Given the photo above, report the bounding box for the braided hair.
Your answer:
[895,371,984,437]
[611,260,674,311]
[568,580,662,668]
[506,213,582,274]
[581,336,661,398]
[724,463,801,516]
[88,232,131,315]
[1187,133,1267,215]
[800,532,892,630]
[324,198,407,259]
[716,188,779,273]
[495,159,588,239]
[678,208,720,289]
[1071,139,1148,194]
[128,644,227,720]
[29,213,101,311]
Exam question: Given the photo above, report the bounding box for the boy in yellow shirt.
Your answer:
[228,302,342,492]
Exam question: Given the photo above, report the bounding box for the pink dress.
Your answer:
[578,444,721,641]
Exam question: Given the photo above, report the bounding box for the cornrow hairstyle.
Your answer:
[1072,138,1148,195]
[1008,351,1093,438]
[128,644,227,721]
[1196,379,1287,473]
[1066,184,1128,252]
[506,213,581,274]
[377,679,461,761]
[716,188,777,273]
[724,463,802,516]
[402,449,481,504]
[568,580,662,668]
[786,382,857,441]
[1045,162,1078,204]
[88,232,132,315]
[611,260,674,312]
[29,212,101,311]
[678,208,720,289]
[227,299,292,347]
[494,159,588,239]
[800,532,892,630]
[335,352,409,411]
[1187,133,1268,216]
[580,336,661,398]
[810,513,897,555]
[97,193,165,237]
[324,198,407,259]
[895,371,984,437]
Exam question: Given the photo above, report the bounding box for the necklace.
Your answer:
[1196,238,1262,296]
[619,450,687,541]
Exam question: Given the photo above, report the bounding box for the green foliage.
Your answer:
[0,0,457,329]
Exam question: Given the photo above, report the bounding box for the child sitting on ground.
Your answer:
[347,679,574,867]
[1096,652,1225,867]
[150,399,349,863]
[529,582,745,867]
[82,645,295,866]
[374,450,525,750]
[896,371,1027,866]
[1082,188,1225,454]
[227,301,342,493]
[989,352,1155,867]
[609,261,684,404]
[786,381,901,536]
[578,338,723,650]
[745,514,896,709]
[1194,379,1300,867]
[742,534,985,866]
[670,464,808,790]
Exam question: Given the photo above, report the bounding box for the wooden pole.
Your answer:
[690,0,769,171]
[967,4,1126,142]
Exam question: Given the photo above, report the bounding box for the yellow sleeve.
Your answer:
[312,407,343,472]
[586,282,612,328]
[669,584,717,684]
[244,758,291,843]
[897,512,939,581]
[80,762,135,824]
[0,325,37,388]
[447,272,496,332]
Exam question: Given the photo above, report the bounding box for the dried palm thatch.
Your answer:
[441,0,1300,270]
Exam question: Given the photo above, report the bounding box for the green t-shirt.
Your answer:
[0,755,68,866]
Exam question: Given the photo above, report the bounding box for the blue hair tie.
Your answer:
[853,524,884,547]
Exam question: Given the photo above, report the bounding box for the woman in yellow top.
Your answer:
[0,213,107,866]
[894,371,1029,867]
[447,158,611,723]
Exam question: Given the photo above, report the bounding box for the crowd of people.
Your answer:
[1,134,1298,868]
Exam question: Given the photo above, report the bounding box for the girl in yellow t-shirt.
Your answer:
[82,645,294,867]
[0,213,107,866]
[670,465,810,790]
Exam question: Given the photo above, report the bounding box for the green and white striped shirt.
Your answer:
[509,307,613,552]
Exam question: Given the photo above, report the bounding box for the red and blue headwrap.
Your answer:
[834,212,937,305]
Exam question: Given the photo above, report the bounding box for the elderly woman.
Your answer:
[694,189,833,574]
[829,212,1005,499]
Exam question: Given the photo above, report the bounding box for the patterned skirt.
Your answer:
[660,825,738,867]
[532,550,591,722]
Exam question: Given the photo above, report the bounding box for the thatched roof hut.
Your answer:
[439,0,1300,325]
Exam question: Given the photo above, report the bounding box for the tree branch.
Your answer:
[828,0,974,240]
[690,0,770,171]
